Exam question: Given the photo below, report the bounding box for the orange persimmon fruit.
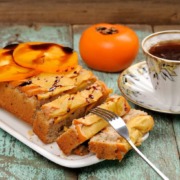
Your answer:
[13,42,78,73]
[0,49,37,82]
[79,23,139,72]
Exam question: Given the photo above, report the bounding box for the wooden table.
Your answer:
[0,24,180,180]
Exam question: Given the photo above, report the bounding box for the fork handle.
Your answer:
[127,139,169,180]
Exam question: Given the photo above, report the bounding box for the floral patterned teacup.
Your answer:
[142,30,180,107]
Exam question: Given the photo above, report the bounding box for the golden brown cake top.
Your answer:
[41,80,111,120]
[9,65,97,100]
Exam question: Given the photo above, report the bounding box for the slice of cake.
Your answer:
[33,80,111,143]
[89,109,154,160]
[56,95,131,155]
[0,66,97,125]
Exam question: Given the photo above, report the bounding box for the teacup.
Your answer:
[142,30,180,107]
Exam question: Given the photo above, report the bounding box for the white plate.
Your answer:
[0,108,149,168]
[118,61,180,114]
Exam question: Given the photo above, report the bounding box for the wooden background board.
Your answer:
[0,0,179,25]
[0,23,180,180]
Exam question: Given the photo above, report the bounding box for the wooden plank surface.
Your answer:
[0,129,77,180]
[153,25,180,31]
[0,23,180,180]
[0,0,179,25]
[0,23,73,48]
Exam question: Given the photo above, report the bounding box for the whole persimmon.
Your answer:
[79,23,139,72]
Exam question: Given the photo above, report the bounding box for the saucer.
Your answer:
[118,61,180,114]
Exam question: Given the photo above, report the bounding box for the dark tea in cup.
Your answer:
[149,41,180,61]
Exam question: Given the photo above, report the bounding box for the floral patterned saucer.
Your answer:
[118,61,180,114]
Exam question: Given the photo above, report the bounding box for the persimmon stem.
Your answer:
[96,26,119,35]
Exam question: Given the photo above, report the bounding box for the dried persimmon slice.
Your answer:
[13,42,78,73]
[0,49,37,82]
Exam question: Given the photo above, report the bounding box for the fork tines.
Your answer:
[90,107,118,121]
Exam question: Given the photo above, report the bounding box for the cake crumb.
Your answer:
[28,130,34,136]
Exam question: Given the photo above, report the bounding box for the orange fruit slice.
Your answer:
[0,49,37,82]
[13,42,78,73]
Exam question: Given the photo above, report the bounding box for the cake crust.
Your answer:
[0,82,37,124]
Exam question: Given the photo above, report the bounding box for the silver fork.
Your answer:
[91,107,169,180]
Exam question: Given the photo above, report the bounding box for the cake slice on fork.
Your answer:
[56,95,131,155]
[89,109,154,160]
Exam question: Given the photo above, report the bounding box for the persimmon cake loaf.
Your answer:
[0,65,97,125]
[0,42,83,125]
[0,69,111,143]
[0,42,154,161]
[0,42,112,144]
